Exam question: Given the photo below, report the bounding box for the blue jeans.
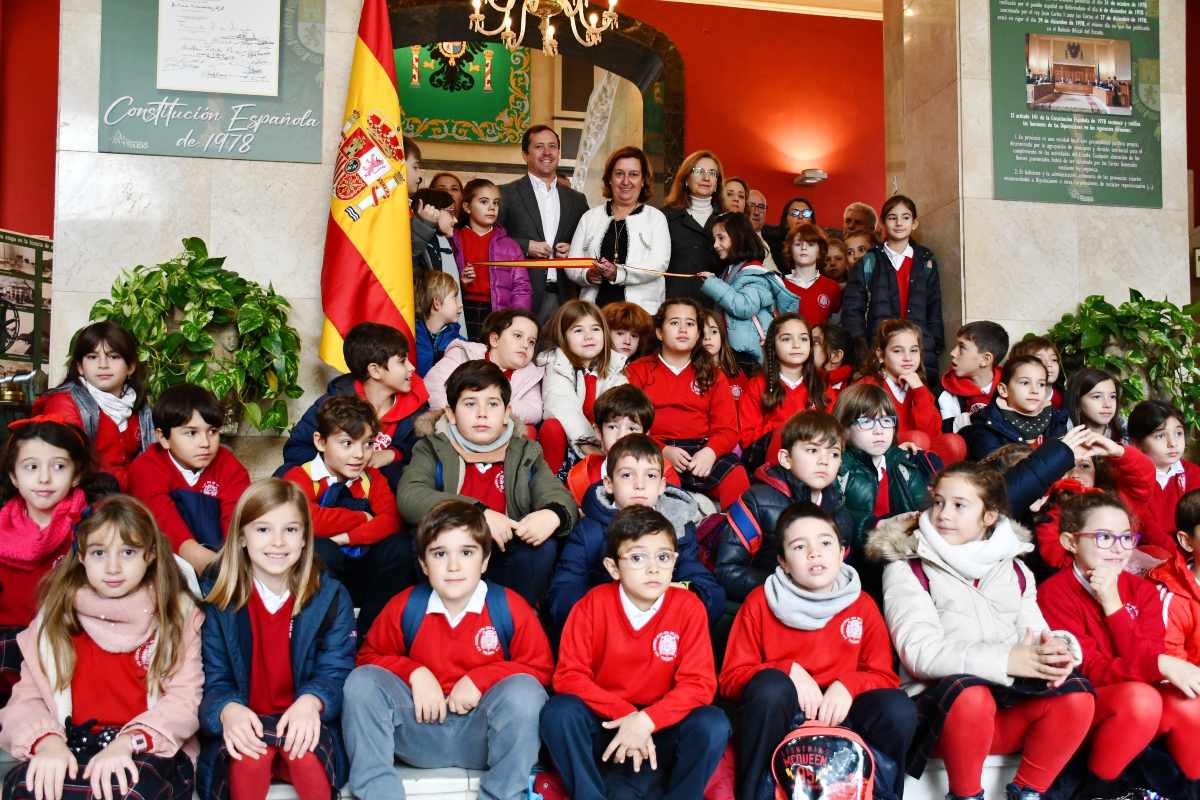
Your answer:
[341,665,547,800]
[539,693,730,800]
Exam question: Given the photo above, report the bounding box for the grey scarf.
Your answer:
[764,564,861,630]
[447,418,514,454]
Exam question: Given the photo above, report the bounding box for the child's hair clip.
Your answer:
[8,414,87,445]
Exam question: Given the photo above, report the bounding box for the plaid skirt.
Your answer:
[663,437,744,494]
[462,298,491,342]
[0,625,23,707]
[4,719,195,800]
[203,714,341,800]
[908,672,1094,778]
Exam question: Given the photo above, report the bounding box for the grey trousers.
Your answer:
[341,665,547,800]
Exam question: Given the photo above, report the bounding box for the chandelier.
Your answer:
[469,0,618,56]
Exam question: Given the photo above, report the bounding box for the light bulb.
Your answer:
[589,12,597,25]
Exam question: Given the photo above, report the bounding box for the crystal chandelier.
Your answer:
[469,0,618,56]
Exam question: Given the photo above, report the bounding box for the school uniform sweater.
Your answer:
[938,368,1000,432]
[1141,459,1200,552]
[738,374,812,449]
[247,590,295,715]
[859,374,941,440]
[1148,548,1200,666]
[783,274,843,327]
[624,356,738,456]
[357,584,553,694]
[71,633,149,729]
[1038,566,1165,686]
[719,587,898,701]
[128,444,251,553]
[282,459,400,546]
[36,390,147,491]
[553,583,716,730]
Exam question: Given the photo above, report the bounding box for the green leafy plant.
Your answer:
[89,237,303,431]
[1039,289,1200,435]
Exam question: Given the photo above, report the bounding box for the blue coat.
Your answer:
[198,574,357,800]
[415,319,465,377]
[961,398,1071,462]
[546,482,725,630]
[700,262,797,362]
[279,374,427,489]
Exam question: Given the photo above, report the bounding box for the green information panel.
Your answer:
[990,0,1161,207]
[397,43,531,144]
[98,0,324,163]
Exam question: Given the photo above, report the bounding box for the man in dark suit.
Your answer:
[498,124,589,322]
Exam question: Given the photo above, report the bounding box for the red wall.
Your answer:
[0,1,59,237]
[1189,0,1199,229]
[620,0,886,225]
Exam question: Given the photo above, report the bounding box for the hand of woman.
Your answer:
[277,694,323,760]
[25,735,77,800]
[696,271,716,281]
[83,734,138,800]
[219,702,268,760]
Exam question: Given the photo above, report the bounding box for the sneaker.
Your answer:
[1006,783,1042,800]
[945,794,985,800]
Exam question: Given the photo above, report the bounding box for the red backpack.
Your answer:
[771,721,876,800]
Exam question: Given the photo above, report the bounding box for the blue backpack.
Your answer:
[400,581,515,659]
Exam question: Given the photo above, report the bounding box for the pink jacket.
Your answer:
[452,224,532,312]
[423,339,545,425]
[0,592,204,762]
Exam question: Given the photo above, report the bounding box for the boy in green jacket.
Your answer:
[397,360,578,606]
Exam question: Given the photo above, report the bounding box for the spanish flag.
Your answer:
[319,0,414,371]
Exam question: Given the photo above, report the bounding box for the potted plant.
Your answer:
[89,237,304,431]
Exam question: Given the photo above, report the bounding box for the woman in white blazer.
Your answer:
[565,146,671,315]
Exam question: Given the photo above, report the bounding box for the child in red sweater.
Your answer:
[626,298,749,510]
[1039,491,1200,795]
[34,321,154,490]
[128,384,250,576]
[860,319,966,465]
[0,417,94,703]
[541,505,729,799]
[939,321,1008,434]
[1148,490,1200,667]
[344,501,552,800]
[781,223,842,326]
[0,495,203,800]
[282,396,412,640]
[739,313,828,470]
[701,308,750,404]
[812,321,853,399]
[720,503,915,800]
[1129,400,1200,552]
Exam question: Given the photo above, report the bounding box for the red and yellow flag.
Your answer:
[319,0,414,371]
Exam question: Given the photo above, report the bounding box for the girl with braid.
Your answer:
[738,314,828,470]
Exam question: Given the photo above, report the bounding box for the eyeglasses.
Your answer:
[788,208,815,219]
[619,551,679,570]
[690,167,719,178]
[748,202,768,212]
[1075,530,1142,550]
[851,415,898,431]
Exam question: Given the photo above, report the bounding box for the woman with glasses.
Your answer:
[662,150,724,302]
[763,196,817,267]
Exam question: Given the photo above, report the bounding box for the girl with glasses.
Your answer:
[1040,491,1200,799]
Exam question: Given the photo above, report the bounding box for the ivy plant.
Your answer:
[89,237,304,431]
[1039,289,1200,435]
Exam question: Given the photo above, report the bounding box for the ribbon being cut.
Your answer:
[469,257,700,279]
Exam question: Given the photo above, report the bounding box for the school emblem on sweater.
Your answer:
[201,480,219,497]
[134,636,156,670]
[690,381,702,396]
[1125,603,1139,619]
[818,293,831,309]
[840,616,863,644]
[475,625,501,656]
[652,630,679,662]
[373,431,392,451]
[494,469,505,492]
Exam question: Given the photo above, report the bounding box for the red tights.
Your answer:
[713,466,751,510]
[1091,682,1200,780]
[899,430,967,466]
[228,746,331,800]
[934,686,1094,795]
[539,418,569,474]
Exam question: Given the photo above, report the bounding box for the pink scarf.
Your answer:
[0,489,86,569]
[73,585,157,653]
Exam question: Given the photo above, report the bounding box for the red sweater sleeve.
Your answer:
[283,467,369,539]
[737,377,767,449]
[36,393,84,427]
[1036,505,1072,571]
[553,595,639,721]
[349,472,401,546]
[466,591,554,692]
[909,385,942,440]
[128,449,192,553]
[705,373,739,457]
[356,590,423,682]
[718,594,793,701]
[1113,445,1156,526]
[837,599,900,697]
[641,595,717,731]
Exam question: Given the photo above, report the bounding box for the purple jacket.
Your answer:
[452,224,532,312]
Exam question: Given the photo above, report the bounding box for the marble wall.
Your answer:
[884,0,1192,356]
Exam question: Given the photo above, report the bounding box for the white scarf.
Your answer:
[83,380,136,432]
[916,510,1031,581]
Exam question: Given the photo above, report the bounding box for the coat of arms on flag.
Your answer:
[334,110,408,221]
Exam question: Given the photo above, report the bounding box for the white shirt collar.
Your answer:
[873,454,887,482]
[528,172,557,193]
[789,270,819,289]
[780,373,804,390]
[883,242,913,270]
[426,580,488,628]
[307,455,360,487]
[1157,460,1185,489]
[658,354,689,376]
[168,452,204,487]
[254,578,291,614]
[810,490,822,506]
[619,585,665,631]
[885,374,908,402]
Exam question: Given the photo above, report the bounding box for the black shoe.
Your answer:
[1006,783,1042,800]
[945,793,984,800]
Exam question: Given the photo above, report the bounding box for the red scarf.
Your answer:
[940,367,1000,413]
[823,364,853,389]
[0,489,87,568]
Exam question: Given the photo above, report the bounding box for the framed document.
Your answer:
[156,0,282,97]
